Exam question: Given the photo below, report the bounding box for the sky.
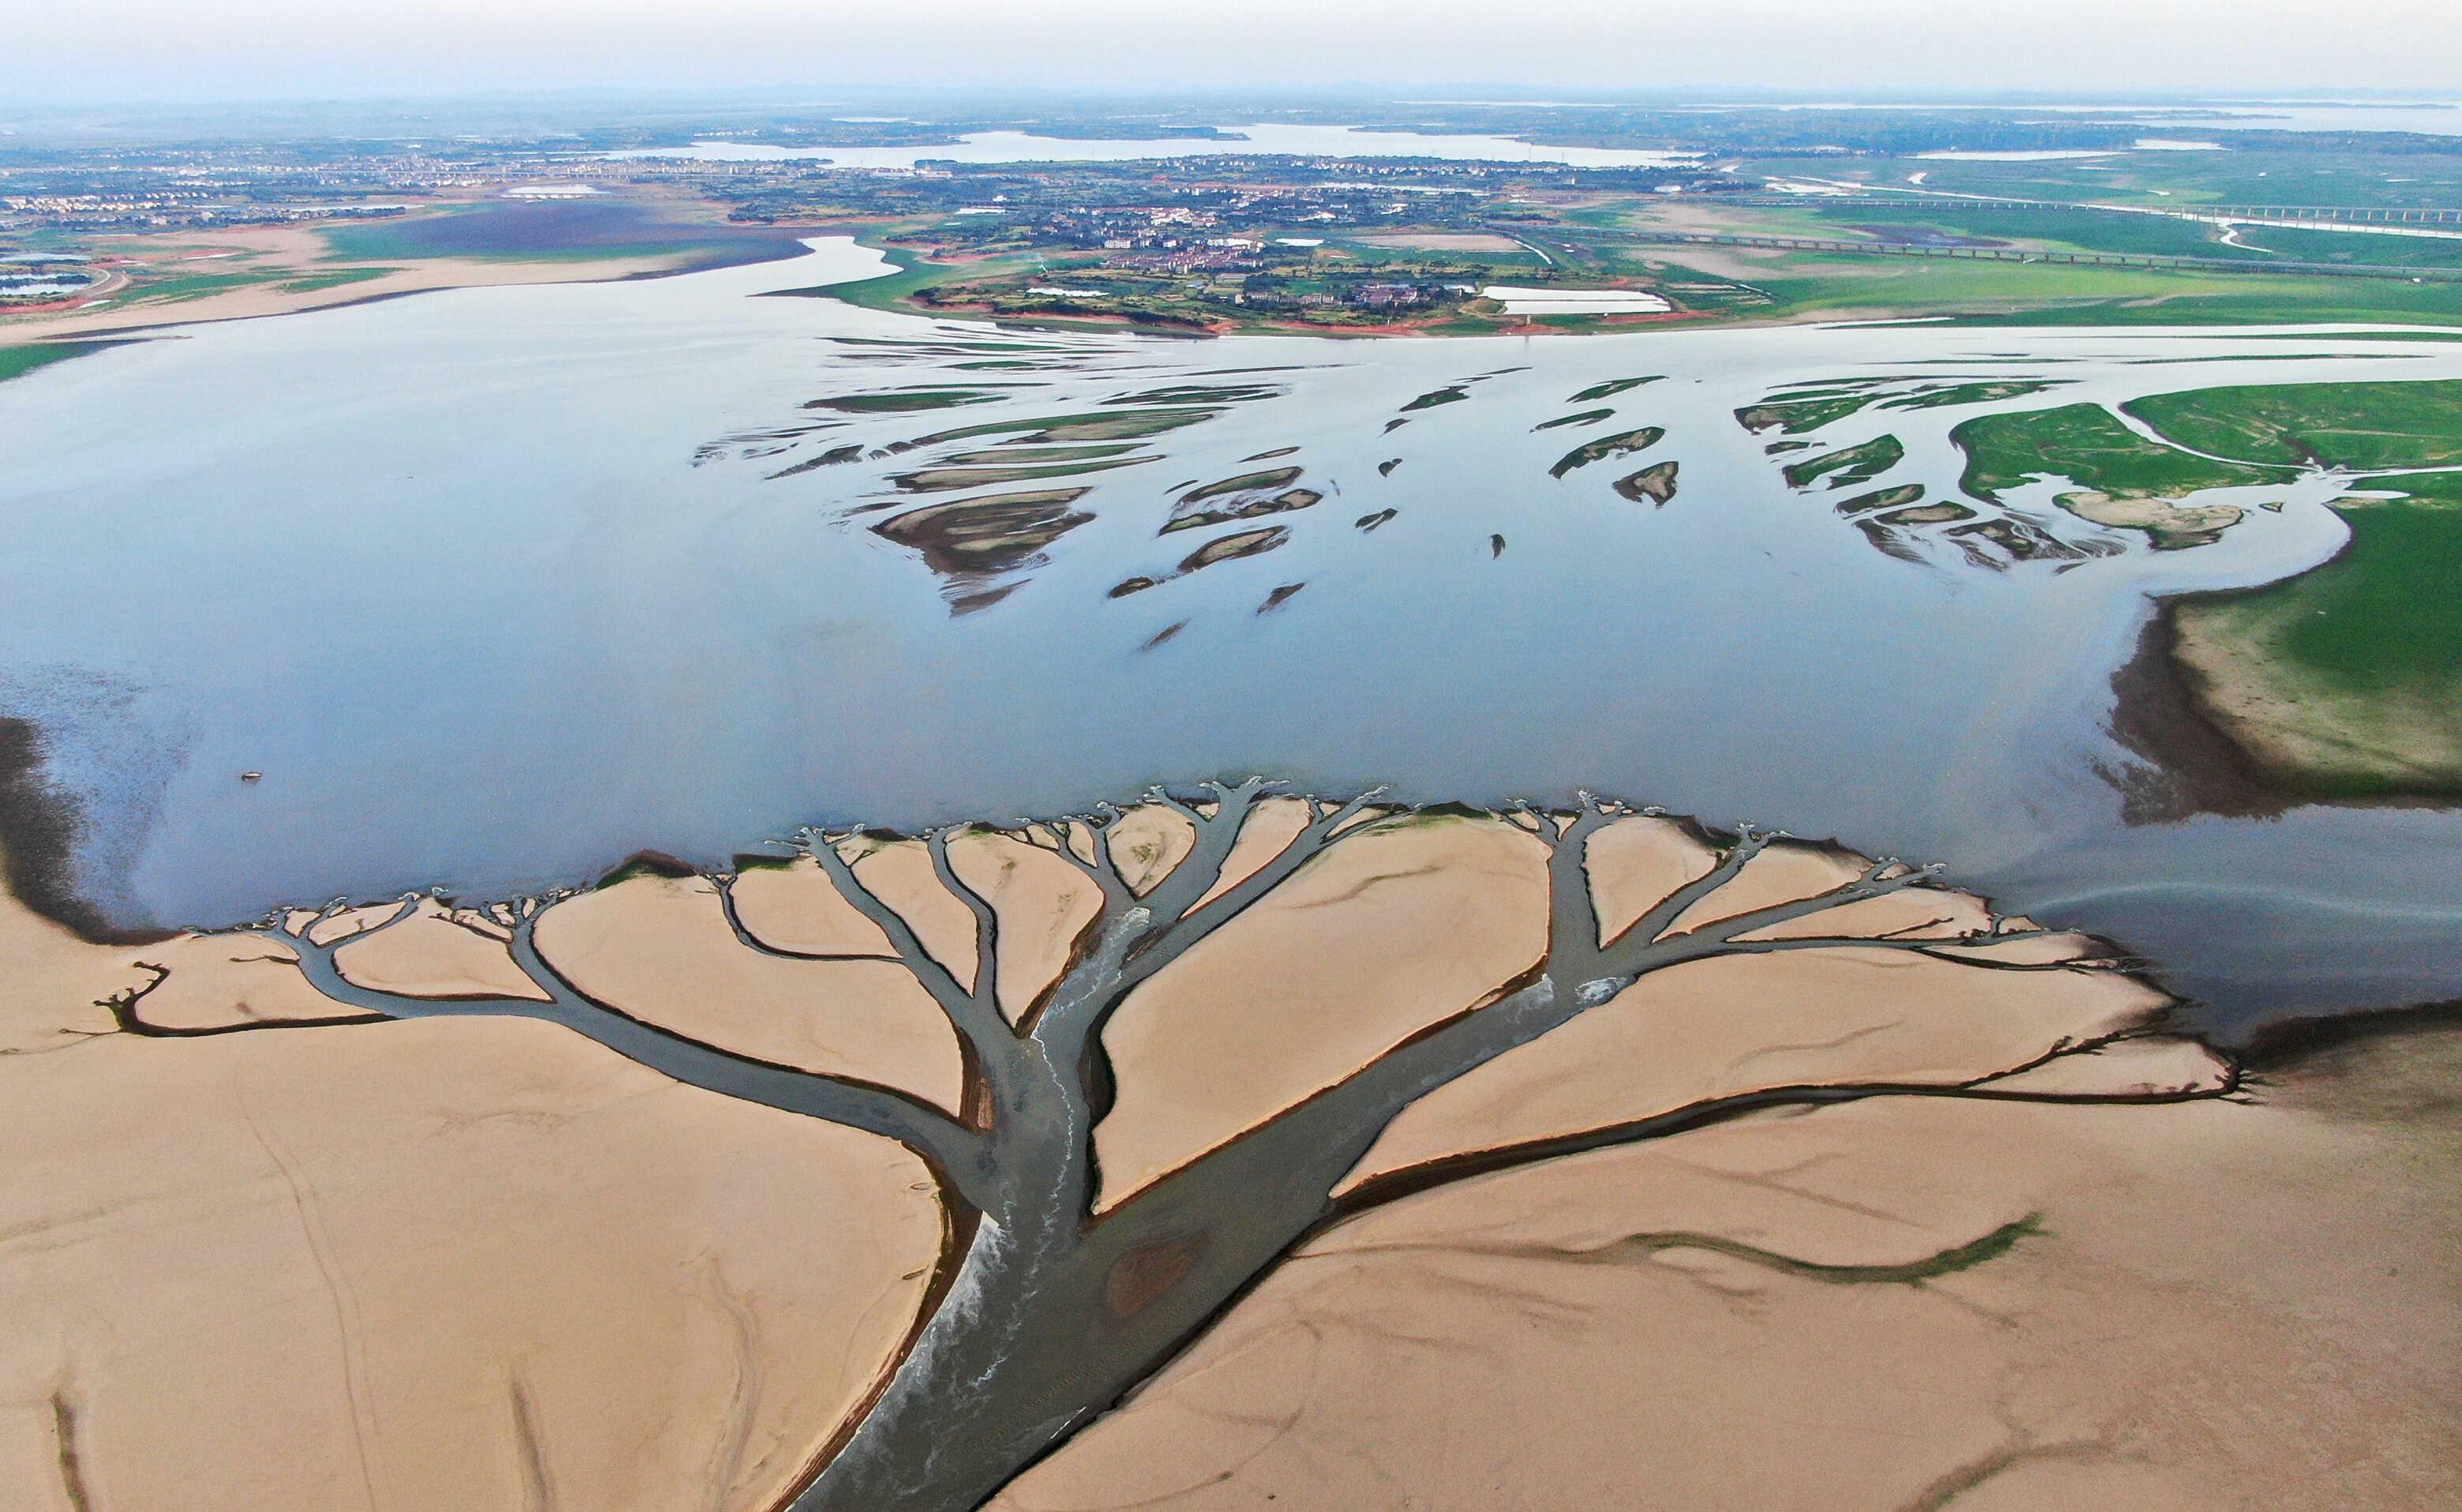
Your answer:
[7,0,2461,103]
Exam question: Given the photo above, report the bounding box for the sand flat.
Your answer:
[1582,815,1715,941]
[1092,815,1548,1210]
[107,932,388,1032]
[1105,805,1198,896]
[1976,1034,2232,1096]
[727,854,904,958]
[533,874,964,1111]
[0,223,692,345]
[1187,797,1312,910]
[0,876,945,1512]
[846,839,984,989]
[0,868,167,1052]
[996,1047,2462,1510]
[1342,935,2166,1189]
[332,899,555,1001]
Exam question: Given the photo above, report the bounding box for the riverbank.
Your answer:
[2110,505,2462,816]
[0,208,816,349]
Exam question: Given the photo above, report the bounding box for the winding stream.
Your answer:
[4,236,2460,1031]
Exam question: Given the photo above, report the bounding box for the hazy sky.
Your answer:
[9,0,2461,103]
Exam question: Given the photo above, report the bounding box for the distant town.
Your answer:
[7,95,2462,337]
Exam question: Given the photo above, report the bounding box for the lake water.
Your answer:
[606,124,1700,169]
[4,236,2460,1032]
[1688,100,2462,139]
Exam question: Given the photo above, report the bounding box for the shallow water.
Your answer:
[606,123,1698,169]
[4,237,2460,1031]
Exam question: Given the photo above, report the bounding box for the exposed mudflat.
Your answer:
[10,784,2443,1510]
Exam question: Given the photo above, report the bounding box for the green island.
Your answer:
[2143,392,2462,797]
[1953,402,2291,548]
[2123,381,2462,471]
[0,341,107,384]
[1938,379,2462,795]
[1784,434,1905,491]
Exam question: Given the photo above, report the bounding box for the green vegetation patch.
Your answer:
[1032,410,1222,444]
[1784,435,1906,491]
[1567,375,1663,403]
[1833,484,1928,516]
[1552,426,1666,479]
[0,341,107,385]
[1533,407,1615,432]
[2206,474,2462,695]
[941,443,1142,466]
[272,267,400,295]
[1107,382,1282,407]
[1878,380,2060,412]
[2179,478,2462,796]
[901,407,1221,449]
[1180,467,1304,503]
[2124,380,2462,471]
[809,388,1007,415]
[1736,392,1878,434]
[1400,385,1468,413]
[1952,403,2290,503]
[891,455,1156,493]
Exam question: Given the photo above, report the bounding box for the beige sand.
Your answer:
[533,872,965,1110]
[13,800,2459,1510]
[1188,797,1312,910]
[1093,812,2131,1207]
[1582,814,1715,940]
[946,830,1107,1018]
[0,223,689,346]
[0,865,944,1512]
[1104,805,1198,895]
[1344,936,2165,1188]
[729,833,1103,1022]
[332,898,556,1001]
[996,1033,2462,1510]
[2061,489,2245,546]
[1670,838,1992,940]
[1093,814,1548,1209]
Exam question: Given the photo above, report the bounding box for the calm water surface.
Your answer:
[605,123,1700,168]
[4,238,2460,1031]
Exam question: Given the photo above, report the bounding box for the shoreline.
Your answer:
[4,718,2455,1055]
[0,718,172,946]
[2103,604,2300,824]
[0,224,817,351]
[2105,593,2462,824]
